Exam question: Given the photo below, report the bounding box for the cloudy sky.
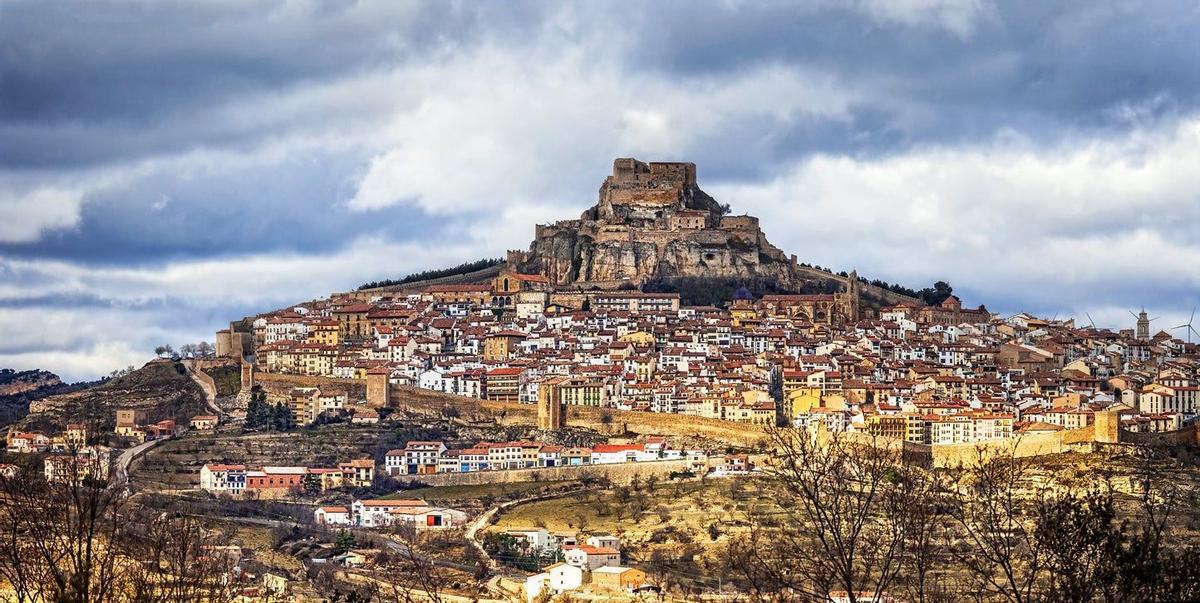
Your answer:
[2,1,1198,380]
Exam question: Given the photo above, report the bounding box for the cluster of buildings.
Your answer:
[382,437,703,475]
[314,498,468,529]
[225,275,1198,446]
[199,458,375,498]
[5,422,88,454]
[509,531,649,601]
[114,409,182,442]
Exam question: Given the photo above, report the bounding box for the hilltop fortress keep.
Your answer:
[513,158,806,291]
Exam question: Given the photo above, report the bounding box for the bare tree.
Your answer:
[120,508,239,603]
[727,427,939,603]
[0,452,127,603]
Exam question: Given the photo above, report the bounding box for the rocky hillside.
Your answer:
[0,368,89,429]
[0,369,61,397]
[516,158,811,292]
[18,359,208,435]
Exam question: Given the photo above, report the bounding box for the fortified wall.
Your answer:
[396,458,697,488]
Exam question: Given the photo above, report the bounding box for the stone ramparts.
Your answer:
[396,459,695,488]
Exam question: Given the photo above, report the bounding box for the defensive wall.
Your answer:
[256,372,365,400]
[1120,423,1200,447]
[396,458,696,488]
[391,386,770,447]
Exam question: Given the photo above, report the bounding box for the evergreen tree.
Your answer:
[245,389,268,430]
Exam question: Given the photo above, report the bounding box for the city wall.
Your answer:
[391,386,769,447]
[256,372,366,399]
[1121,423,1200,447]
[396,459,696,488]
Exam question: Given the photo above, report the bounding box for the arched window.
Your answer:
[503,278,510,292]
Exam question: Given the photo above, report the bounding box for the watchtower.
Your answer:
[1094,408,1121,444]
[538,377,568,430]
[366,368,391,408]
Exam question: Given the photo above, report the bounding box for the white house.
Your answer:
[564,545,620,570]
[314,506,352,526]
[547,562,586,593]
[390,505,468,529]
[505,527,551,552]
[199,463,246,495]
[586,534,621,551]
[352,498,427,527]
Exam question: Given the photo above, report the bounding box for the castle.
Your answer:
[512,158,811,288]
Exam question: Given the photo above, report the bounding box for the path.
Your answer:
[182,360,225,418]
[465,487,586,572]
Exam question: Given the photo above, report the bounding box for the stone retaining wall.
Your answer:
[397,459,696,487]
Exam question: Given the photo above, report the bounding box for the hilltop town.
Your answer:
[215,159,1198,449]
[3,159,1199,602]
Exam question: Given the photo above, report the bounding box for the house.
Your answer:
[387,441,446,476]
[350,407,380,424]
[337,459,375,488]
[245,466,306,497]
[524,572,551,603]
[505,527,551,552]
[6,432,50,453]
[592,566,648,593]
[586,534,621,551]
[563,544,621,570]
[190,415,219,430]
[261,572,289,596]
[547,562,587,593]
[44,446,111,483]
[352,498,427,527]
[65,423,88,446]
[200,464,247,496]
[314,506,352,526]
[390,505,468,529]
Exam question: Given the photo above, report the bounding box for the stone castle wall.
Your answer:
[256,372,365,400]
[396,458,696,488]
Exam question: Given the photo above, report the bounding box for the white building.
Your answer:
[199,463,247,495]
[315,506,352,526]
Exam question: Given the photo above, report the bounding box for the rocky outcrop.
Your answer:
[518,158,808,290]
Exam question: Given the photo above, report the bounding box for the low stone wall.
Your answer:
[1121,424,1200,447]
[396,459,695,487]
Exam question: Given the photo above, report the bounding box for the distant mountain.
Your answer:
[0,368,75,429]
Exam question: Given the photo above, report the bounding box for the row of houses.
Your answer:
[200,459,375,498]
[383,438,702,475]
[313,498,468,529]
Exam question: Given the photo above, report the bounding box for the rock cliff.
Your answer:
[517,158,807,290]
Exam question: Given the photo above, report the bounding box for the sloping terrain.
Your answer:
[18,359,208,434]
[0,368,94,429]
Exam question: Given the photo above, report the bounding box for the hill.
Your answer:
[0,368,93,430]
[17,359,208,435]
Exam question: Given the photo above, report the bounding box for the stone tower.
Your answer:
[240,361,255,393]
[1094,408,1121,444]
[366,368,391,408]
[1136,310,1150,341]
[538,377,567,430]
[847,269,861,321]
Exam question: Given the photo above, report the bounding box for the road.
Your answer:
[112,437,165,486]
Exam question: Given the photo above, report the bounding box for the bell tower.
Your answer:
[1136,310,1150,341]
